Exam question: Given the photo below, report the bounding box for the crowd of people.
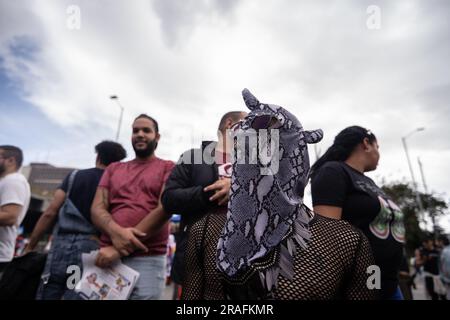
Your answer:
[412,237,450,300]
[0,88,449,300]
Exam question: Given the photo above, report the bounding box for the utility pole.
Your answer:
[418,157,436,240]
[401,128,425,218]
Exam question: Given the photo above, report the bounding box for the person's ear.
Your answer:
[225,118,234,130]
[5,157,15,169]
[156,132,161,143]
[362,138,371,151]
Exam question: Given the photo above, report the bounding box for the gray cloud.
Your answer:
[0,0,449,230]
[151,0,240,47]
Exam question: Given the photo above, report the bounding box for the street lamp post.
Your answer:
[110,95,124,142]
[418,157,437,240]
[401,127,425,217]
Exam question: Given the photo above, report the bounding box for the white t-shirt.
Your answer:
[0,172,31,262]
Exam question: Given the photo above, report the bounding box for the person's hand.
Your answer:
[204,177,231,206]
[95,246,121,268]
[110,226,148,256]
[22,244,34,256]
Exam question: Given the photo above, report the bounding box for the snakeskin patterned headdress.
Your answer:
[217,88,323,295]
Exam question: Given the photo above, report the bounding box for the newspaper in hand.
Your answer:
[75,250,140,300]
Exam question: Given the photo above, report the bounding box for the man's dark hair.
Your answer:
[95,141,127,166]
[0,145,23,168]
[134,114,159,133]
[218,111,246,132]
[439,235,450,246]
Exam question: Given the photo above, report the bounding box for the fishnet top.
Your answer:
[182,213,377,300]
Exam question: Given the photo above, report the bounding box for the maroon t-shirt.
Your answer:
[98,157,174,256]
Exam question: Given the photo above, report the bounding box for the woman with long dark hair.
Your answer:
[311,126,405,300]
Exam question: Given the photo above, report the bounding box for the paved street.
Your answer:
[412,274,428,300]
[162,281,177,300]
[161,275,431,300]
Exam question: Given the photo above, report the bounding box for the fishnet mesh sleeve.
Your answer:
[181,218,205,300]
[181,214,226,300]
[344,230,377,300]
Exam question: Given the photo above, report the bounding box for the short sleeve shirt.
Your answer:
[98,157,174,255]
[311,161,405,299]
[0,173,31,262]
[59,168,104,223]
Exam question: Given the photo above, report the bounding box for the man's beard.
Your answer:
[133,139,158,158]
[0,164,5,176]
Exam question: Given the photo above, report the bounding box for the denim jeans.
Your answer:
[389,286,404,300]
[122,255,166,300]
[36,234,99,300]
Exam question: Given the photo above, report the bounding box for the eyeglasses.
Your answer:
[251,115,281,130]
[251,115,272,129]
[230,115,282,132]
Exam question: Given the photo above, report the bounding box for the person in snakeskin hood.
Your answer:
[216,88,323,294]
[182,89,376,300]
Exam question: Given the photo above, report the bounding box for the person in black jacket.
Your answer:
[161,111,247,289]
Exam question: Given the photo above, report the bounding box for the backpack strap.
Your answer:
[66,170,78,199]
[51,170,78,237]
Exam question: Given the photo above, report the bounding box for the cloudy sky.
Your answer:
[1,0,449,230]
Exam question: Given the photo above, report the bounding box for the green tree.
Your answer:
[381,182,448,256]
